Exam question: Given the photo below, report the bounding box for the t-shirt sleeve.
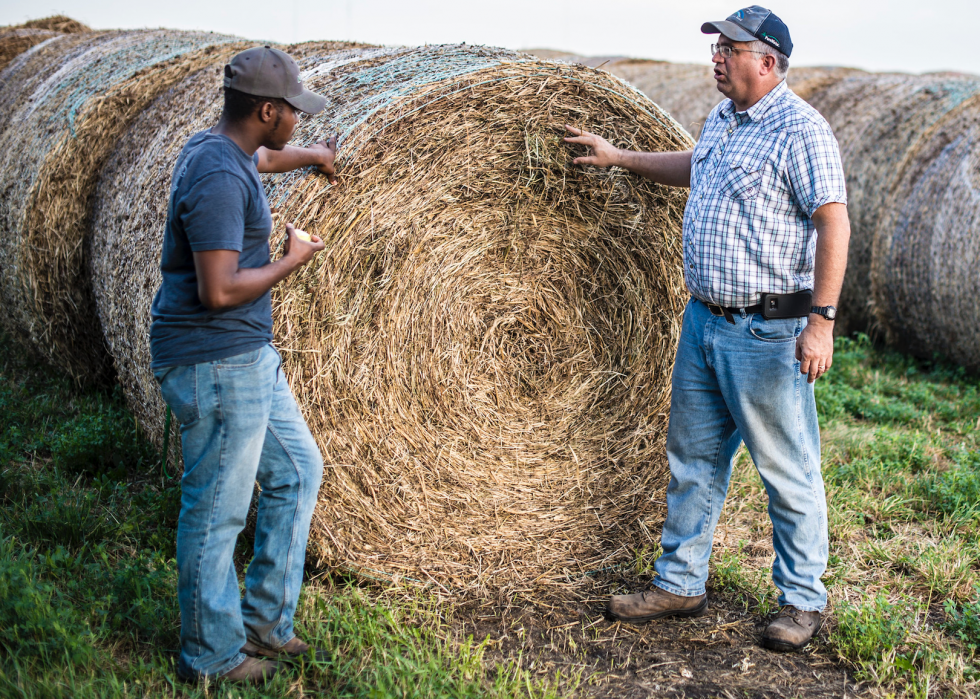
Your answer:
[785,122,848,218]
[178,171,250,252]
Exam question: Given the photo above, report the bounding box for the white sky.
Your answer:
[4,0,980,75]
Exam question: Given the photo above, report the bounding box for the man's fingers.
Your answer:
[572,156,598,166]
[285,222,295,233]
[564,124,583,136]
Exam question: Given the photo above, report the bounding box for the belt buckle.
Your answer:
[707,304,724,317]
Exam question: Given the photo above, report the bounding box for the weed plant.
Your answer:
[0,339,562,698]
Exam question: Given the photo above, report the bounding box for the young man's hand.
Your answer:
[563,125,622,168]
[311,135,339,184]
[283,223,325,265]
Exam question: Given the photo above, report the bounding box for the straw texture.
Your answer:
[805,73,980,340]
[868,90,980,370]
[0,28,60,72]
[0,30,244,383]
[91,43,692,589]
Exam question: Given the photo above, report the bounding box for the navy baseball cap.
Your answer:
[701,6,793,58]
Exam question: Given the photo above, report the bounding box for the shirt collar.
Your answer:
[719,79,788,123]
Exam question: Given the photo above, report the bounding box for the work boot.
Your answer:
[242,636,330,664]
[219,657,278,684]
[608,586,708,623]
[762,606,822,652]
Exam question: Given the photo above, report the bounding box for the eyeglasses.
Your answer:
[711,43,767,59]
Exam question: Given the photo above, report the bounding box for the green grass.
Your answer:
[0,340,562,699]
[713,334,980,696]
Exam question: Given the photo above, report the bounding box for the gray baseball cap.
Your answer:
[701,5,793,57]
[223,46,327,114]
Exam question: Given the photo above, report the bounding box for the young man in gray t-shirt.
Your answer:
[151,47,335,684]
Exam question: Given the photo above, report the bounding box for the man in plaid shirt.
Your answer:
[566,5,850,652]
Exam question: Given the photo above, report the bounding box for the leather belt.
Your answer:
[705,303,763,324]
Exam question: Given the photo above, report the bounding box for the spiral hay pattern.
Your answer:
[91,42,691,589]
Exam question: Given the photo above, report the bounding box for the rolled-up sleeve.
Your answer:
[785,123,848,218]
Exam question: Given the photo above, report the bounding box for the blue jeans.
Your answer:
[653,299,828,612]
[154,344,324,679]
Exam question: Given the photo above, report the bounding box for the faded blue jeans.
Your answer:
[653,298,828,611]
[154,344,324,679]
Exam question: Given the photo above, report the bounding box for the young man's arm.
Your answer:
[195,224,324,310]
[257,136,338,183]
[795,202,851,383]
[563,125,693,187]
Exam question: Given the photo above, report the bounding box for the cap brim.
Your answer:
[284,87,327,115]
[701,20,757,43]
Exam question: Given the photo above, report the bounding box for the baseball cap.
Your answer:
[223,46,327,114]
[701,6,793,58]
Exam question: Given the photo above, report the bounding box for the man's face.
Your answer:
[712,35,764,101]
[262,102,300,151]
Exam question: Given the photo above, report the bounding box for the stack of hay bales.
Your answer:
[804,74,980,359]
[0,29,251,383]
[90,42,692,588]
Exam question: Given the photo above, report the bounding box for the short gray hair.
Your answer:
[748,39,789,80]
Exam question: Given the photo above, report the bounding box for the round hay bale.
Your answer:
[869,92,980,371]
[0,29,247,383]
[17,15,91,34]
[805,73,980,339]
[92,44,692,589]
[0,28,61,72]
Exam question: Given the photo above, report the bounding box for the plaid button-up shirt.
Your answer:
[683,80,847,308]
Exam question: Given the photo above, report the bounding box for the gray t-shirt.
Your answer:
[150,131,274,369]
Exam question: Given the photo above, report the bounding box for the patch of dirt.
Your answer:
[455,579,864,698]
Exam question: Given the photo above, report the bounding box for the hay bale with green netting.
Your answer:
[91,44,691,590]
[805,73,980,339]
[868,92,980,371]
[0,28,61,71]
[0,29,249,384]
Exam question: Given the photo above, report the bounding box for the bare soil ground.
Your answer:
[454,580,859,698]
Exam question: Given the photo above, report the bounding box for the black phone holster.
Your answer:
[761,290,813,319]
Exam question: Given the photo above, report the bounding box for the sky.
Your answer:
[4,0,980,75]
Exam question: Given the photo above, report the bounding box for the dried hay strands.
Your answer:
[0,28,61,72]
[805,73,980,341]
[869,89,980,371]
[0,29,246,383]
[15,15,91,34]
[92,44,692,590]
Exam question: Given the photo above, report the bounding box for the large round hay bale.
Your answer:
[0,29,247,383]
[16,15,91,34]
[805,73,980,339]
[92,44,691,589]
[868,92,980,371]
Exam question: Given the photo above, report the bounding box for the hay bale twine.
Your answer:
[805,73,980,339]
[869,91,980,371]
[92,44,691,589]
[0,29,246,383]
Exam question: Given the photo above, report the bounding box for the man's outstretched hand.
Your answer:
[564,125,621,168]
[311,134,339,184]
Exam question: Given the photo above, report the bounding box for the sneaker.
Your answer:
[242,636,330,664]
[608,586,708,623]
[762,606,822,652]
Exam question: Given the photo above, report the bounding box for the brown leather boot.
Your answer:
[218,657,278,684]
[762,606,822,651]
[608,586,708,623]
[242,636,330,664]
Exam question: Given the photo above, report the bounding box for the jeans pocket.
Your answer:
[748,314,801,342]
[214,346,265,368]
[155,364,200,425]
[723,158,763,200]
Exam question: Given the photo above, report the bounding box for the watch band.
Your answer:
[810,305,837,320]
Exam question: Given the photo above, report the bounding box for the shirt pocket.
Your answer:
[723,157,764,201]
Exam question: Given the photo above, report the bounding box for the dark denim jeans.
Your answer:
[653,299,828,611]
[154,344,323,679]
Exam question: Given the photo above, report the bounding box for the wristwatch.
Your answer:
[810,305,837,321]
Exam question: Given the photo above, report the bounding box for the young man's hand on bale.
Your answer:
[311,134,339,183]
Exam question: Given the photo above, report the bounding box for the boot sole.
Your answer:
[608,596,708,624]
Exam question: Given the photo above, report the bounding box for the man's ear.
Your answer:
[257,101,277,124]
[760,54,776,76]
